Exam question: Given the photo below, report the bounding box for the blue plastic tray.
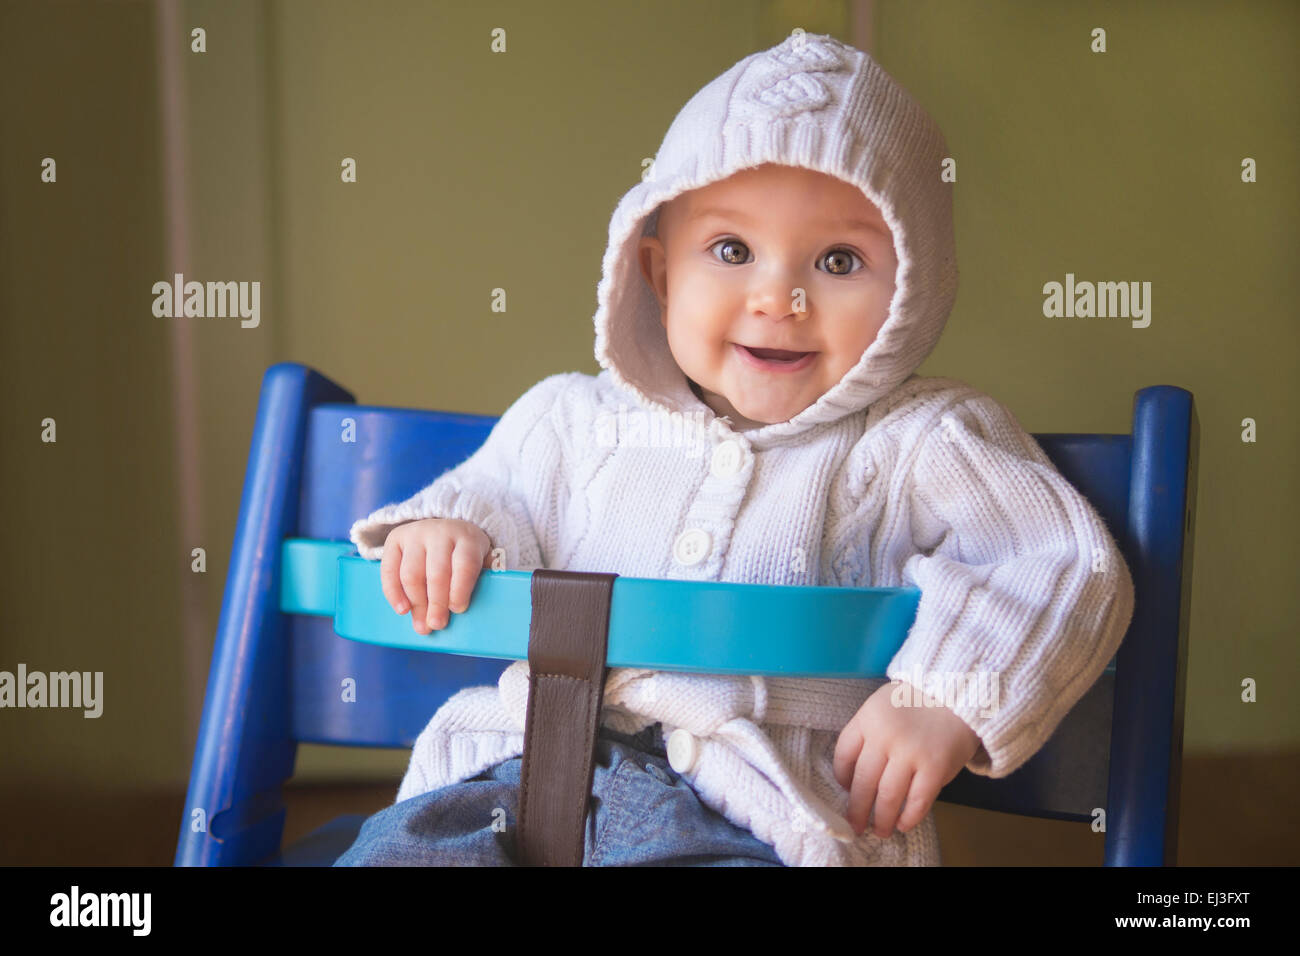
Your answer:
[280,538,920,678]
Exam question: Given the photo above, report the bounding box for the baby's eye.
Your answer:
[819,248,863,276]
[709,238,751,265]
[708,238,863,275]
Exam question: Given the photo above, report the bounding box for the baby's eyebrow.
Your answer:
[689,206,889,239]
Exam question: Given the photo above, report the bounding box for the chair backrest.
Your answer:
[936,389,1196,866]
[291,402,510,747]
[176,363,1194,867]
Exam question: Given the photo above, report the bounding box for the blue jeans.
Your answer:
[334,721,784,866]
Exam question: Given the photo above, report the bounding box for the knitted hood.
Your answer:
[592,33,958,447]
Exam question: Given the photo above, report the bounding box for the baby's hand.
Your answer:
[832,680,981,838]
[378,518,494,634]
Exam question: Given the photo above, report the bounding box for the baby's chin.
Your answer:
[689,377,818,428]
[727,398,819,429]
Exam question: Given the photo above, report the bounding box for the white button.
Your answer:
[666,729,699,774]
[673,528,711,565]
[711,440,743,477]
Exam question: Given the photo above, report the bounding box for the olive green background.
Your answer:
[1,0,1295,810]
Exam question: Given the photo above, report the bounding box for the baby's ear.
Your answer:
[637,235,668,307]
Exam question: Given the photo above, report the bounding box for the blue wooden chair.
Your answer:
[173,362,1196,867]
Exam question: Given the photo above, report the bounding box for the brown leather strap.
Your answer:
[515,569,617,866]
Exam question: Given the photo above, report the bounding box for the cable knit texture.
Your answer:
[350,33,1135,866]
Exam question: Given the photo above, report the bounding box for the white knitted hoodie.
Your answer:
[349,34,1135,866]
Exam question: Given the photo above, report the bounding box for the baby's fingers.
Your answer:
[447,540,484,615]
[894,768,941,834]
[832,720,864,791]
[845,745,887,836]
[398,541,436,634]
[869,759,915,839]
[379,536,411,615]
[424,536,455,630]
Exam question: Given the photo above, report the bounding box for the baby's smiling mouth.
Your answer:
[733,342,818,372]
[747,346,804,359]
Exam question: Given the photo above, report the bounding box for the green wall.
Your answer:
[0,0,1294,803]
[2,1,185,792]
[873,0,1299,752]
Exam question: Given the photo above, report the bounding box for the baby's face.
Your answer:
[638,163,898,429]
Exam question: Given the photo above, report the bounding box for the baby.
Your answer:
[335,33,1134,867]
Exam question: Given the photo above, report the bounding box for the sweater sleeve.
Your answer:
[887,393,1135,779]
[348,373,575,567]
